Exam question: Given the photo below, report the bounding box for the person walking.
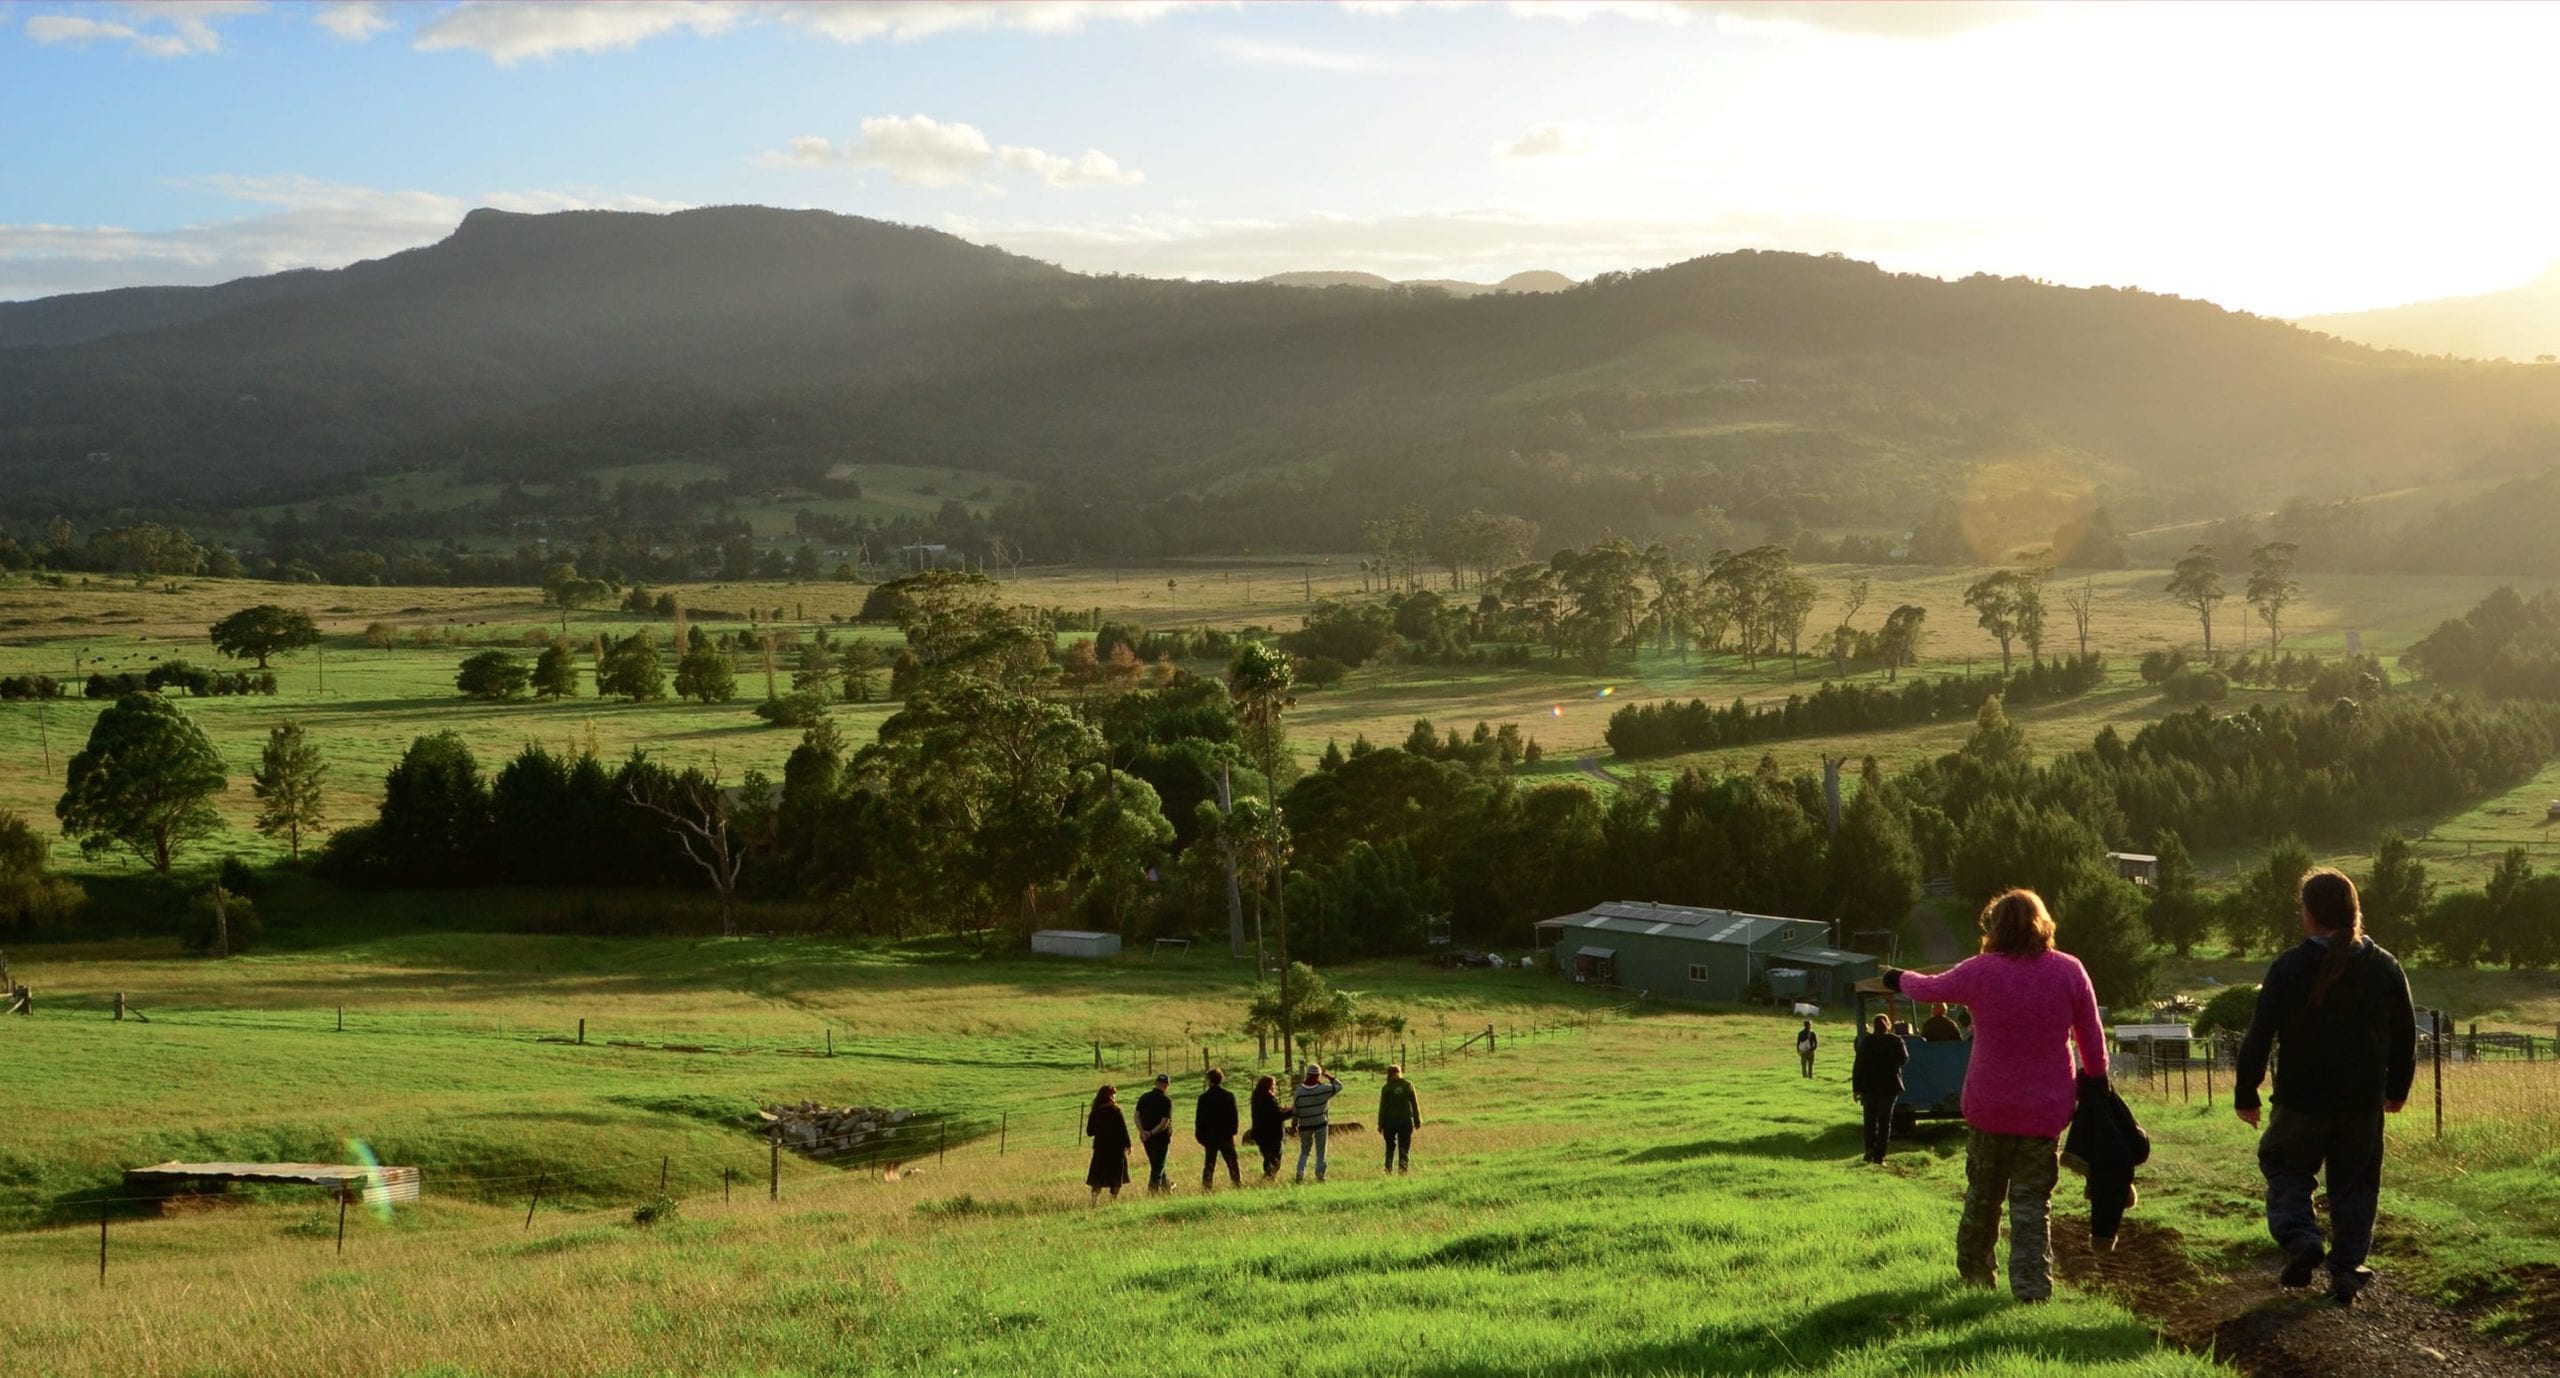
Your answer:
[1377,1064,1422,1173]
[2234,868,2416,1306]
[1851,1013,1909,1165]
[1085,1085,1131,1205]
[1195,1068,1242,1190]
[1861,888,2108,1303]
[1135,1073,1175,1193]
[1796,1020,1819,1078]
[1292,1063,1342,1183]
[1922,1003,1964,1042]
[1248,1074,1288,1179]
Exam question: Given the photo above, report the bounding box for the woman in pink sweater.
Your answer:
[1866,888,2108,1302]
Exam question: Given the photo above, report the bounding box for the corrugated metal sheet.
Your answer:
[124,1162,421,1204]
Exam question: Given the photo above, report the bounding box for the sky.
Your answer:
[4,0,2559,315]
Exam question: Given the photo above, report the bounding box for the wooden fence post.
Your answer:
[659,1156,668,1193]
[723,1167,731,1203]
[336,1005,343,1033]
[114,991,125,1022]
[2432,1011,2445,1140]
[1093,1041,1101,1069]
[336,1190,349,1256]
[770,1134,780,1201]
[577,1018,585,1046]
[524,1173,546,1230]
[1000,1113,1008,1156]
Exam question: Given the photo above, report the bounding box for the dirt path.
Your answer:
[2060,1216,2557,1378]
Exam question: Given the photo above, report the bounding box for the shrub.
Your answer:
[2161,667,2229,703]
[1294,654,1350,690]
[754,690,830,729]
[631,1195,681,1228]
[363,622,400,649]
[2196,982,2260,1036]
[183,886,262,956]
[217,854,265,897]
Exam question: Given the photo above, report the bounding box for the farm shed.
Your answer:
[123,1162,421,1206]
[2107,852,2159,885]
[1030,929,1121,959]
[1534,901,1877,1004]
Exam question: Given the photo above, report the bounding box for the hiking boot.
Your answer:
[2330,1266,2374,1307]
[2279,1241,2326,1289]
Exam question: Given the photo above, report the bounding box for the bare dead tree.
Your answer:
[627,768,746,938]
[2063,577,2096,659]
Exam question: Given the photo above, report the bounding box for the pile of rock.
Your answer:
[752,1102,914,1158]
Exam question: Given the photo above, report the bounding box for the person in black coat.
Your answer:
[1850,1013,1909,1164]
[1195,1068,1242,1189]
[1247,1074,1288,1179]
[1085,1085,1130,1204]
[1135,1074,1175,1193]
[2063,1072,2148,1249]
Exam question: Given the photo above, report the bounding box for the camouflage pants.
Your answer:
[1957,1129,2060,1301]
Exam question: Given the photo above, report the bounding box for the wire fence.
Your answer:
[22,1004,1617,1286]
[2110,1013,2560,1147]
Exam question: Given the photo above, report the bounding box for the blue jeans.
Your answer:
[2261,1105,2385,1276]
[1294,1124,1328,1181]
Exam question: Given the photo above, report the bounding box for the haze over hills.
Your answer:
[1258,269,1578,297]
[10,203,2560,561]
[2297,262,2560,362]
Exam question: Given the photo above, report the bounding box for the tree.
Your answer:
[57,693,227,873]
[627,760,749,938]
[675,645,737,704]
[1828,785,1919,932]
[455,650,530,701]
[532,639,580,700]
[1877,605,1927,682]
[2146,828,2208,957]
[2245,541,2301,652]
[208,606,320,669]
[2061,577,2096,659]
[840,642,884,702]
[375,732,492,885]
[2059,877,2157,1008]
[2167,544,2226,658]
[791,641,837,696]
[250,721,326,861]
[2360,833,2428,956]
[2224,836,2314,957]
[596,632,667,702]
[1229,642,1299,1049]
[1770,573,1819,678]
[1963,569,2034,675]
[1829,576,1870,679]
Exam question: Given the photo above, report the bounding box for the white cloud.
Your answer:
[23,1,264,57]
[0,175,693,300]
[313,2,395,41]
[997,146,1145,189]
[414,1,746,64]
[1500,1,2029,38]
[410,0,1200,64]
[1494,121,1591,159]
[1211,36,1385,72]
[769,115,1143,191]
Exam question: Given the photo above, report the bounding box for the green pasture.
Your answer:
[1,932,2554,1377]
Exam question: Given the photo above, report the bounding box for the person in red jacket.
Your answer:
[1863,888,2108,1302]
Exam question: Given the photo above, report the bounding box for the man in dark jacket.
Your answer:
[1376,1064,1422,1173]
[2234,868,2417,1306]
[1195,1068,1241,1189]
[1850,1014,1908,1164]
[1135,1074,1176,1193]
[1796,1021,1819,1078]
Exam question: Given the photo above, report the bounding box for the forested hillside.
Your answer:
[12,205,2560,562]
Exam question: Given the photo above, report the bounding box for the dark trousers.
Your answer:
[2261,1104,2386,1276]
[1860,1095,1894,1163]
[1143,1136,1171,1190]
[1799,1049,1816,1078]
[1382,1125,1412,1171]
[1255,1135,1282,1177]
[1201,1141,1240,1187]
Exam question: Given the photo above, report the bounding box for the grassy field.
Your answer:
[1,933,2554,1376]
[0,564,2547,880]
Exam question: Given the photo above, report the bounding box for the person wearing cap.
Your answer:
[1135,1073,1176,1192]
[1291,1063,1342,1183]
[1195,1068,1242,1189]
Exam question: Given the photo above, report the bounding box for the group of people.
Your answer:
[1835,875,2415,1309]
[1083,1062,1425,1201]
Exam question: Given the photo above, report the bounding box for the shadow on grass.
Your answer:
[1403,1283,2167,1376]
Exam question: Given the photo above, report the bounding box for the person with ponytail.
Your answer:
[1859,888,2108,1302]
[2233,867,2418,1306]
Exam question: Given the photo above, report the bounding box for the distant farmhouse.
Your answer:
[1535,900,1878,1005]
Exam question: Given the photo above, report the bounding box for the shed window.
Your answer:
[1688,964,1709,982]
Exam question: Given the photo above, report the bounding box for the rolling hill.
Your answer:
[2298,262,2560,362]
[11,204,2560,559]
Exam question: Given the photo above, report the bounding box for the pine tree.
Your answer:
[250,721,327,861]
[532,640,580,700]
[2146,828,2208,956]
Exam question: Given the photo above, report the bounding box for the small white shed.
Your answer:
[1031,930,1121,959]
